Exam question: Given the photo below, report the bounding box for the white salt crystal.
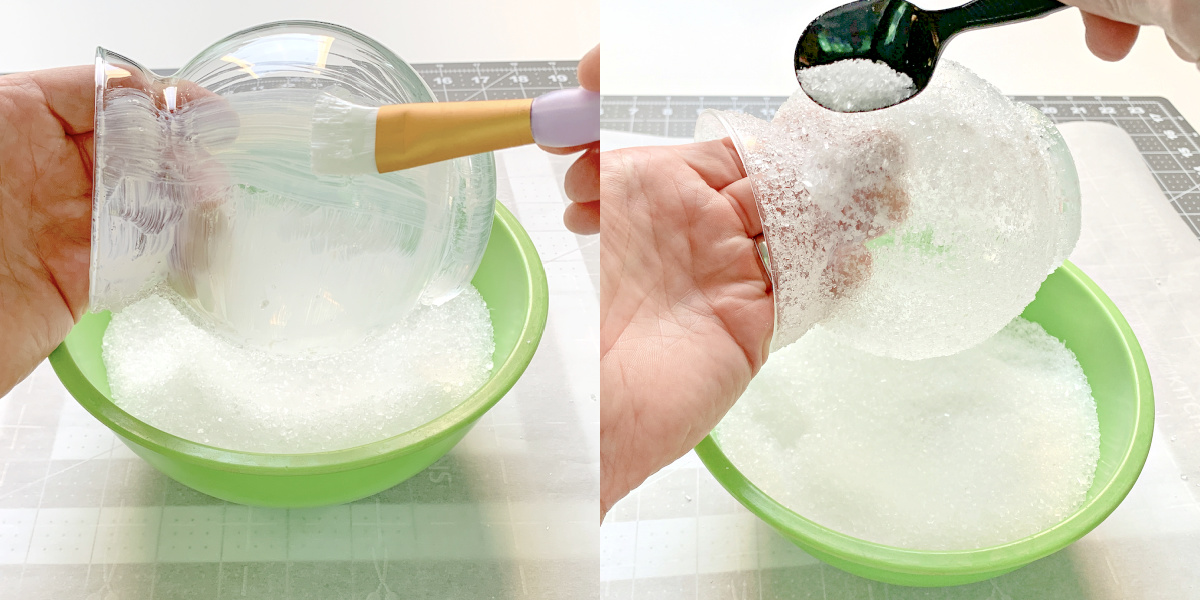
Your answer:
[714,317,1100,551]
[101,287,495,453]
[797,59,916,112]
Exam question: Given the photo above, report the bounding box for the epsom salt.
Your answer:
[102,287,495,453]
[714,318,1100,550]
[798,59,916,112]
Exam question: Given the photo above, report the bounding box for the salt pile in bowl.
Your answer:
[714,318,1100,551]
[101,287,495,454]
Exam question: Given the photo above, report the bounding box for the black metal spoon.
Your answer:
[795,0,1067,111]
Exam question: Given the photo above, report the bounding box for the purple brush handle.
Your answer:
[530,88,600,148]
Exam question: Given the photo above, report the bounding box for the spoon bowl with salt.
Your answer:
[795,0,1067,112]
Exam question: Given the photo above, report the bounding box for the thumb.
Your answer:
[1059,0,1163,27]
[1081,11,1141,61]
[1064,0,1200,64]
[577,45,599,92]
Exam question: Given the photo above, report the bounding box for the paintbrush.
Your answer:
[310,88,599,175]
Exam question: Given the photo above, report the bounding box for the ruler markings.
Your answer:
[412,61,580,102]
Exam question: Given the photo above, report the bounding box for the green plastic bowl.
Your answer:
[696,260,1154,587]
[49,203,548,508]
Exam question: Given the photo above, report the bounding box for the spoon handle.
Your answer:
[933,0,1067,41]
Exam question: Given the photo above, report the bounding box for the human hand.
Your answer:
[600,139,773,517]
[0,66,95,396]
[599,131,910,517]
[1063,0,1200,63]
[545,44,599,234]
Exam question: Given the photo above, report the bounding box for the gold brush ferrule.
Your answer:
[374,98,536,172]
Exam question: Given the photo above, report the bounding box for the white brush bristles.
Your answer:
[311,95,379,175]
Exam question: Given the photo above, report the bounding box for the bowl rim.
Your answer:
[694,260,1155,577]
[48,202,548,475]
